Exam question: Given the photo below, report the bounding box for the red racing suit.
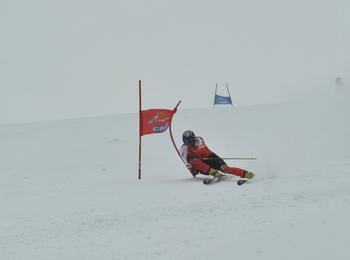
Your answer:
[180,136,245,178]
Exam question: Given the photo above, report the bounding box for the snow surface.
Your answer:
[1,89,350,259]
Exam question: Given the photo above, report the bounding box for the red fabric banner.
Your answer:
[140,109,175,136]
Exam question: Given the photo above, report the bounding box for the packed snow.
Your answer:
[1,88,350,259]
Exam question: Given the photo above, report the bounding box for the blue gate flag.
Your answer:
[214,94,232,105]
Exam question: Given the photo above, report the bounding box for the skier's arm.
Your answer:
[180,145,200,176]
[180,145,190,166]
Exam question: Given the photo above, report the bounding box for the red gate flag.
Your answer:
[140,109,175,136]
[138,80,181,179]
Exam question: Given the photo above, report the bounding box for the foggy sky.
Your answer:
[1,0,349,124]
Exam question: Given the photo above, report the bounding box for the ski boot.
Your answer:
[243,170,255,179]
[208,168,224,178]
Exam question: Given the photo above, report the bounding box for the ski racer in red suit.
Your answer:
[180,130,255,179]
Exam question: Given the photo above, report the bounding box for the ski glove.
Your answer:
[187,165,199,177]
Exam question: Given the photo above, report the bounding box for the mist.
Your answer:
[1,0,349,124]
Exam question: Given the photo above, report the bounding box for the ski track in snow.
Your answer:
[1,91,350,259]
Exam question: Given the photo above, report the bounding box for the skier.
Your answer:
[180,130,255,179]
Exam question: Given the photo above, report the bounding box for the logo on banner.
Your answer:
[147,112,170,124]
[153,123,170,133]
[147,112,171,133]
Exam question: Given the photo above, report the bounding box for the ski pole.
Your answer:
[202,157,257,160]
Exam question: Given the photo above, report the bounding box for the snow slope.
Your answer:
[1,89,350,259]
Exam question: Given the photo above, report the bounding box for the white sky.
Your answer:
[1,0,349,124]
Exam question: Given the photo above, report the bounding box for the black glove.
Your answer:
[190,169,199,177]
[186,164,199,177]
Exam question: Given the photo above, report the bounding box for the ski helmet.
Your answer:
[182,130,195,144]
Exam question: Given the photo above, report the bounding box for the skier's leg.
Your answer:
[204,153,253,179]
[221,165,245,178]
[221,165,255,179]
[202,153,241,176]
[189,158,210,174]
[203,153,226,169]
[190,159,223,177]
